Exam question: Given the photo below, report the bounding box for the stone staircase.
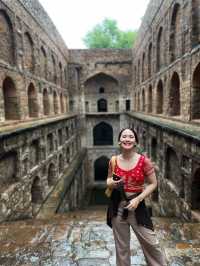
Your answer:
[0,206,200,266]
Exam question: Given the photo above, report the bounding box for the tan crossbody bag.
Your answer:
[105,156,117,198]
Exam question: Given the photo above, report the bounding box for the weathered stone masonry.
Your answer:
[0,0,200,223]
[131,0,200,220]
[0,0,85,221]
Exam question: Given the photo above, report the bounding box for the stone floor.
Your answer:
[0,206,200,266]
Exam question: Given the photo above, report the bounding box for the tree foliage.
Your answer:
[83,19,137,48]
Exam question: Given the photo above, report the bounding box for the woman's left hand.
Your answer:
[125,197,140,210]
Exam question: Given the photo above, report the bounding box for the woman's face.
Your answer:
[119,129,136,150]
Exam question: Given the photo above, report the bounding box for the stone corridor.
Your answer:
[0,206,199,266]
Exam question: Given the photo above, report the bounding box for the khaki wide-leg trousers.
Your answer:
[112,201,168,266]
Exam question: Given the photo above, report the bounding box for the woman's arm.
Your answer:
[137,172,157,202]
[126,157,157,210]
[106,161,113,188]
[106,158,123,188]
[126,172,157,210]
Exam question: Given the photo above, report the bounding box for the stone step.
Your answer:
[0,207,199,266]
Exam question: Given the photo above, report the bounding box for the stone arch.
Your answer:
[65,95,68,112]
[93,122,113,145]
[94,156,110,181]
[53,90,59,114]
[142,52,146,82]
[97,98,107,112]
[169,3,181,62]
[156,80,163,114]
[58,154,64,174]
[59,62,62,87]
[2,76,20,120]
[28,83,38,118]
[84,72,119,86]
[84,72,118,112]
[60,93,64,113]
[192,0,200,47]
[0,10,14,65]
[138,59,140,84]
[43,88,50,115]
[151,138,157,161]
[148,42,152,78]
[24,32,34,72]
[47,133,54,154]
[64,66,68,87]
[0,151,17,185]
[47,163,57,186]
[148,85,153,113]
[41,46,47,79]
[51,54,57,83]
[58,129,63,146]
[30,139,39,167]
[137,91,140,111]
[191,168,200,210]
[85,101,89,112]
[165,147,183,195]
[115,100,119,112]
[169,72,180,116]
[66,146,70,163]
[31,176,43,204]
[134,92,137,111]
[192,63,200,119]
[142,89,145,112]
[156,27,163,71]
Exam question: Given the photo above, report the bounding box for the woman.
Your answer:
[106,128,167,266]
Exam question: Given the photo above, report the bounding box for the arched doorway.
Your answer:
[43,88,50,115]
[47,163,56,186]
[169,72,180,116]
[53,91,59,114]
[191,168,200,210]
[24,32,34,72]
[169,3,181,62]
[148,85,152,113]
[0,10,15,65]
[156,27,163,71]
[165,147,183,196]
[94,156,109,181]
[3,77,20,120]
[97,98,107,112]
[156,80,163,114]
[192,63,200,119]
[93,122,113,145]
[28,83,38,117]
[31,176,43,204]
[84,72,118,113]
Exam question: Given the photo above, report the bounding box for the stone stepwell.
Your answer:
[0,206,199,266]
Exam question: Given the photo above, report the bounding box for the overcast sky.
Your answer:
[39,0,150,49]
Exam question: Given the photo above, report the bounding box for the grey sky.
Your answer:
[39,0,150,48]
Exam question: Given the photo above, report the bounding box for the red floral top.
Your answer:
[112,155,155,193]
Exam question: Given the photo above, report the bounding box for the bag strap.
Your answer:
[110,155,117,174]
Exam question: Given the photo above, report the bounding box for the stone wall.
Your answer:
[132,0,200,122]
[68,49,132,186]
[128,112,200,220]
[0,115,80,221]
[0,0,69,123]
[69,49,132,113]
[57,149,89,213]
[131,0,200,220]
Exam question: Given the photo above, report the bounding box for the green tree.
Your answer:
[83,18,137,48]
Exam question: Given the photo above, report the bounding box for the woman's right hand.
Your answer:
[107,177,123,188]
